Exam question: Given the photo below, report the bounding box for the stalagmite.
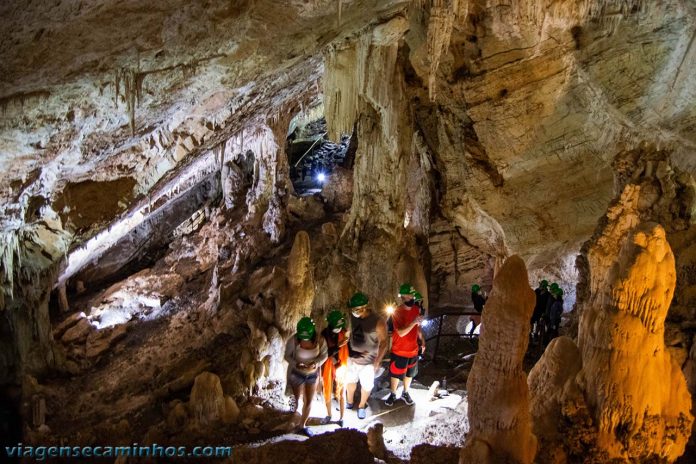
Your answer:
[577,222,693,461]
[528,336,586,463]
[459,254,537,464]
[188,372,239,426]
[275,231,314,335]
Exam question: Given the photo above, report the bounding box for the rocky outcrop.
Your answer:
[528,336,591,463]
[188,372,240,426]
[275,231,314,336]
[460,254,537,464]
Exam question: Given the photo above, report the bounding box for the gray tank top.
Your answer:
[350,312,380,365]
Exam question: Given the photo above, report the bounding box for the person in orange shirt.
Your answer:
[385,283,425,406]
[320,310,350,427]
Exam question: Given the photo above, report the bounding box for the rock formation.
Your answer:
[528,336,593,463]
[579,223,692,461]
[569,146,696,457]
[460,254,537,464]
[531,221,694,462]
[188,372,239,427]
[275,230,314,336]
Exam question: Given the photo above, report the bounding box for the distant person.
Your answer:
[385,284,425,407]
[301,165,308,181]
[531,280,550,339]
[545,286,564,344]
[470,284,486,335]
[284,317,328,436]
[345,292,388,419]
[320,310,349,427]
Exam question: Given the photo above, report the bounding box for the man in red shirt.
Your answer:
[385,283,425,406]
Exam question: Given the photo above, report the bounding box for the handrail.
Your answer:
[420,310,481,362]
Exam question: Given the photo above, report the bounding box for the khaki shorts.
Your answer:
[345,359,375,389]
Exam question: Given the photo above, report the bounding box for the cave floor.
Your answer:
[252,379,467,460]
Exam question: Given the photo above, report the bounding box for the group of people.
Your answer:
[283,283,426,436]
[531,280,564,344]
[470,279,565,345]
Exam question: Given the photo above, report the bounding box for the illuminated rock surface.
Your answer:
[460,254,537,464]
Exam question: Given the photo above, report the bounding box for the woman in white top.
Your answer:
[284,316,328,436]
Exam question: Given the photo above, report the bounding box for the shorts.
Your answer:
[345,359,375,389]
[289,369,318,387]
[389,354,418,380]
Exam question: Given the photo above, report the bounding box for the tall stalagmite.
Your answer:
[577,222,693,461]
[275,230,314,336]
[460,254,537,464]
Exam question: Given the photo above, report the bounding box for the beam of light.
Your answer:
[385,304,395,315]
[421,319,431,328]
[316,172,326,183]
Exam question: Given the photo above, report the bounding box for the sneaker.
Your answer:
[401,391,414,405]
[384,392,397,406]
[337,419,344,427]
[320,416,331,425]
[357,407,366,419]
[346,402,354,410]
[302,427,314,437]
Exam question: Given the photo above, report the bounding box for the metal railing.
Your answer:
[421,308,481,362]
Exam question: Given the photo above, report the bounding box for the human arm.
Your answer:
[314,338,329,369]
[394,315,423,337]
[338,329,350,347]
[418,327,426,354]
[284,337,297,369]
[373,318,389,372]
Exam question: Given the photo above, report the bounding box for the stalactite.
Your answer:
[0,228,22,306]
[114,65,144,136]
[425,0,461,102]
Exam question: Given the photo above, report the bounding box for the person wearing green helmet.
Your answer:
[544,286,564,345]
[470,284,486,335]
[320,310,350,426]
[345,292,388,420]
[385,283,425,407]
[284,316,328,436]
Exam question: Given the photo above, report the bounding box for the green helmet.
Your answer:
[472,284,481,293]
[348,292,369,308]
[550,282,560,291]
[552,287,564,297]
[413,291,423,302]
[398,283,416,296]
[539,280,549,288]
[296,317,316,340]
[326,310,346,330]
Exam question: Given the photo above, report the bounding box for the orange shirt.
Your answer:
[391,304,420,357]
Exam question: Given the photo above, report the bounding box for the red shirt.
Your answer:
[391,304,420,357]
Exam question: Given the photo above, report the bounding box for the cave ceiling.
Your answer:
[1,0,695,279]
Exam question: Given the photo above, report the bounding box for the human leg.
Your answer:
[300,376,318,428]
